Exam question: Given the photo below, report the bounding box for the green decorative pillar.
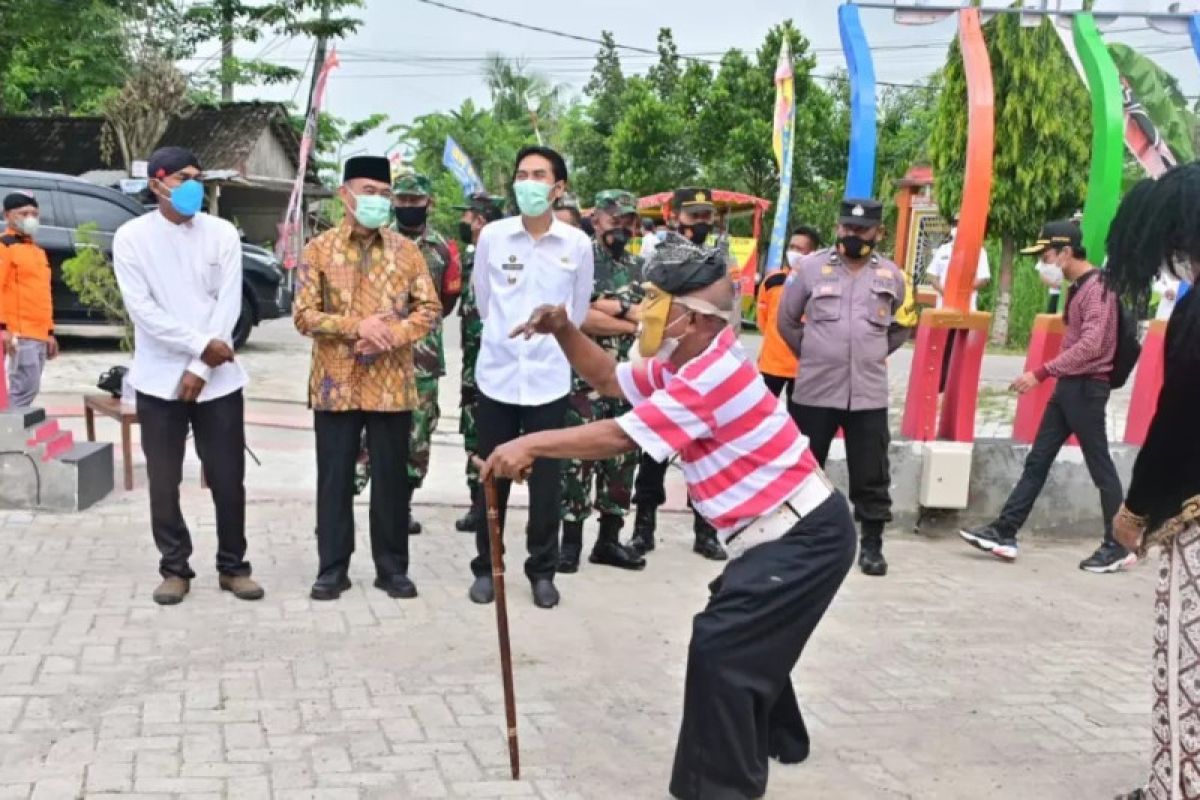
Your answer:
[1072,12,1124,266]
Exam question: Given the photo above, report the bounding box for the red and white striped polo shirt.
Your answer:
[615,327,820,541]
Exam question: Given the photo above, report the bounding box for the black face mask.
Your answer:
[394,205,428,230]
[603,228,630,258]
[836,234,874,260]
[680,222,711,246]
[457,221,474,244]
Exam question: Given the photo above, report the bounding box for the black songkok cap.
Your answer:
[644,232,728,295]
[838,197,883,226]
[342,155,391,185]
[147,146,201,180]
[3,192,37,212]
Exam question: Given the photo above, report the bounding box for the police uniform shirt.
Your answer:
[472,215,594,406]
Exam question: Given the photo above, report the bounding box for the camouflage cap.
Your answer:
[594,189,638,216]
[392,169,432,197]
[644,231,728,295]
[452,191,506,221]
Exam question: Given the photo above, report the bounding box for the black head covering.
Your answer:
[3,192,37,212]
[644,232,728,294]
[838,197,883,226]
[147,146,201,180]
[342,155,391,184]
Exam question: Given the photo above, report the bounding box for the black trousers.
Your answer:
[761,373,794,401]
[789,404,893,531]
[632,452,713,536]
[471,393,567,583]
[314,410,412,580]
[995,377,1123,541]
[669,492,856,800]
[137,390,248,580]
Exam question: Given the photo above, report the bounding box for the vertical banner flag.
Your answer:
[765,41,795,273]
[443,137,484,197]
[277,48,340,269]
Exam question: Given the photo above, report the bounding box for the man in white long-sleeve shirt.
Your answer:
[113,146,263,607]
[467,145,594,610]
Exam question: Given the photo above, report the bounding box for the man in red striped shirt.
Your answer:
[483,235,856,799]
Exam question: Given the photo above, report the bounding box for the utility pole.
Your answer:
[306,0,330,118]
[220,0,235,102]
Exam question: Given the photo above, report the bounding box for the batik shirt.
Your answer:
[294,220,441,412]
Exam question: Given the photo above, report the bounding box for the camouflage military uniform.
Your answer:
[405,226,457,488]
[560,241,644,524]
[459,245,482,496]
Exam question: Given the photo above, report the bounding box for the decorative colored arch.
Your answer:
[1072,12,1124,265]
[941,7,994,314]
[839,3,877,198]
[1190,14,1200,66]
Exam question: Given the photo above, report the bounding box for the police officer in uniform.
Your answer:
[559,190,646,573]
[392,169,461,533]
[452,191,507,533]
[629,187,727,562]
[776,198,908,576]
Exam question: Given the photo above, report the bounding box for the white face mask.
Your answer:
[785,250,805,269]
[1037,263,1064,284]
[16,216,38,237]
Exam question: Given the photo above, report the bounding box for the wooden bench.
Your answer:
[83,394,207,492]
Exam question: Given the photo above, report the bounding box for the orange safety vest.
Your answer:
[0,228,53,340]
[756,267,798,379]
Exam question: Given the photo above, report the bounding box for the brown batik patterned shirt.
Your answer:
[294,220,442,412]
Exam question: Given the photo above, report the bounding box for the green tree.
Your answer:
[181,0,361,101]
[607,78,693,195]
[647,28,681,101]
[930,16,1089,345]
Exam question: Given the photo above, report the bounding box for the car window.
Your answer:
[67,192,137,233]
[0,183,60,227]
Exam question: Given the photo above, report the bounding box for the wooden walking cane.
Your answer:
[474,456,521,780]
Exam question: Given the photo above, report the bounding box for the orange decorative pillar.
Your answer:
[900,8,993,442]
[1123,318,1167,445]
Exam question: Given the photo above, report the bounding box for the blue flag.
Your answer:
[443,137,484,197]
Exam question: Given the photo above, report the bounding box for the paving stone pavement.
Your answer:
[0,484,1160,799]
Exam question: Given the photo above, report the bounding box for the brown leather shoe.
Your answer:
[152,576,190,606]
[218,574,265,601]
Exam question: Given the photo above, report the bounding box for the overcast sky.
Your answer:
[182,0,1200,163]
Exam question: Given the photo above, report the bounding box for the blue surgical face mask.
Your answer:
[168,179,204,217]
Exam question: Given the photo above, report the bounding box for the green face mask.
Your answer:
[353,194,392,229]
[513,179,553,217]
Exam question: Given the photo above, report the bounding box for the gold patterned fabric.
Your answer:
[294,220,441,412]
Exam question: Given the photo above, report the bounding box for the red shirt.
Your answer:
[1034,270,1117,382]
[615,327,820,540]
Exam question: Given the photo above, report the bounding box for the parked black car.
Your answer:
[0,168,291,348]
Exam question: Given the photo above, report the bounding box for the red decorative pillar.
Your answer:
[1124,318,1167,445]
[1013,314,1065,443]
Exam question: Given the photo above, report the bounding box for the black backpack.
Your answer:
[1068,271,1140,389]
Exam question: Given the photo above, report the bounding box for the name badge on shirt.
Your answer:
[503,255,523,285]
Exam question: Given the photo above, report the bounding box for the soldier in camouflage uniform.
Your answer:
[450,192,507,533]
[387,170,461,533]
[558,190,647,573]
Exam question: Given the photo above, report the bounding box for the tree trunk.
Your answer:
[220,2,235,103]
[990,234,1017,346]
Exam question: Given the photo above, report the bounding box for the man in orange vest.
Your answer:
[757,226,821,398]
[0,192,57,409]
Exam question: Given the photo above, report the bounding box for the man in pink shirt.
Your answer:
[483,235,856,799]
[960,220,1129,573]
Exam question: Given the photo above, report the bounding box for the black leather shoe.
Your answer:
[468,575,494,604]
[374,574,418,599]
[589,539,646,570]
[408,517,422,535]
[629,504,657,554]
[858,546,888,576]
[455,506,480,532]
[693,535,728,561]
[531,578,559,609]
[310,574,351,601]
[558,521,583,574]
